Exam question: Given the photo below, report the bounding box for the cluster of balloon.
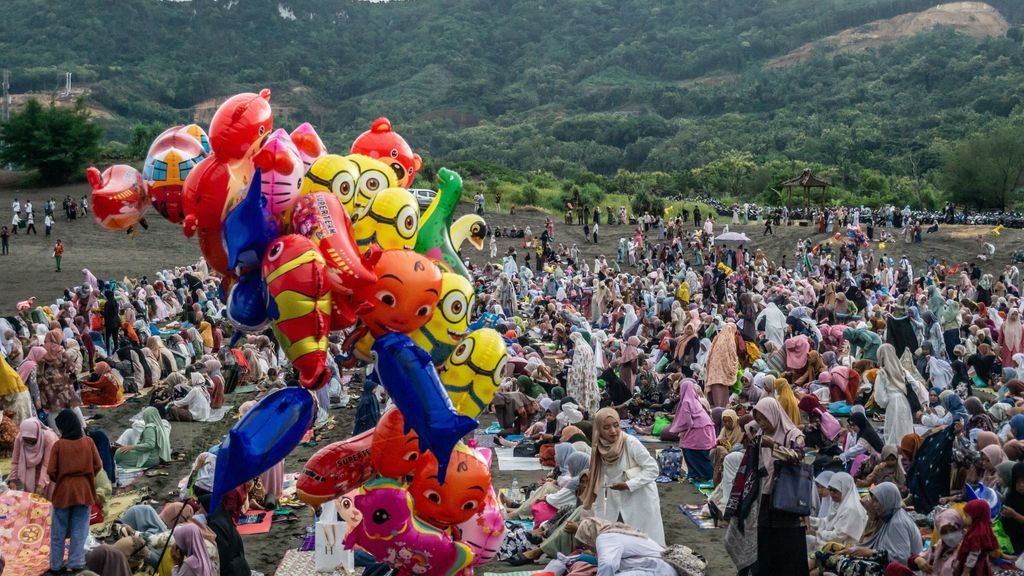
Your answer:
[85,91,505,567]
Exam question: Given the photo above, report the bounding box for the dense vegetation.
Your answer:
[2,0,1024,206]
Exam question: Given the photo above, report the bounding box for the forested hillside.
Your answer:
[2,0,1024,205]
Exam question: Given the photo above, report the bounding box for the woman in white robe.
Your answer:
[582,408,665,546]
[575,517,675,576]
[873,343,918,445]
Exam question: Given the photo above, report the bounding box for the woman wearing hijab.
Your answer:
[856,445,907,491]
[582,407,665,545]
[907,508,964,575]
[574,516,675,576]
[979,444,1007,489]
[171,523,216,576]
[710,409,744,484]
[80,361,124,406]
[85,544,132,576]
[813,482,922,573]
[794,350,827,389]
[612,335,641,392]
[536,451,590,524]
[838,411,884,473]
[567,332,599,417]
[747,397,807,574]
[114,406,171,469]
[40,325,81,425]
[964,396,994,433]
[705,322,740,408]
[874,343,917,445]
[667,379,717,482]
[806,472,867,553]
[798,394,842,451]
[1000,461,1024,553]
[47,409,103,574]
[0,352,31,423]
[87,428,115,485]
[769,377,802,426]
[8,417,58,497]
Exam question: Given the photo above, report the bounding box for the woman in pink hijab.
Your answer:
[668,378,717,482]
[612,336,641,392]
[171,523,215,576]
[8,417,58,497]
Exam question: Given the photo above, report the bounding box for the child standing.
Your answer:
[53,239,64,272]
[47,409,102,573]
[955,499,999,575]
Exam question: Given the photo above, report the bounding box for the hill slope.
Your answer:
[769,2,1009,66]
[1,0,1024,181]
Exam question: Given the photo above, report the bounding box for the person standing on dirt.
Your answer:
[11,198,20,220]
[44,213,54,237]
[53,239,64,272]
[25,212,37,235]
[0,226,9,255]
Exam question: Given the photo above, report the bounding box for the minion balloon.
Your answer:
[346,154,398,211]
[410,271,475,365]
[301,154,360,215]
[440,328,508,419]
[352,187,419,253]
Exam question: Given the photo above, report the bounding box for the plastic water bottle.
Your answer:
[511,477,519,494]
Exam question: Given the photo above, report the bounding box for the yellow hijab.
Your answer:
[773,378,802,427]
[0,353,27,397]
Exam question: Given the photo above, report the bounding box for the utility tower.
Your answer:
[1,70,9,122]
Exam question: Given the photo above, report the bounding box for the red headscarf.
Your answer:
[957,499,998,575]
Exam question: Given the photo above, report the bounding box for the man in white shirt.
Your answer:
[44,214,53,236]
[11,199,20,218]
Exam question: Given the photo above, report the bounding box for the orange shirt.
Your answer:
[54,243,64,256]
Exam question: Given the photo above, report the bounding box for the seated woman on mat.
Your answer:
[114,406,171,469]
[80,361,124,406]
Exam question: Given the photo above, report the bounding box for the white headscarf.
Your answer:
[822,472,867,543]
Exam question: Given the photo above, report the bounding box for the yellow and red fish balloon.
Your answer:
[262,235,332,390]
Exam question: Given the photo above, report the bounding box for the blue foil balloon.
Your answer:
[209,387,315,513]
[226,269,270,333]
[223,168,278,275]
[372,332,478,482]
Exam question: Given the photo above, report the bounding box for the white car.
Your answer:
[409,188,437,211]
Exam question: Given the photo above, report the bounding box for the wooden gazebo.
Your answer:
[780,169,830,208]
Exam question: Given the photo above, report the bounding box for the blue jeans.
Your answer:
[50,505,90,570]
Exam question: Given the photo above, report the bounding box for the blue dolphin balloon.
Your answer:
[372,332,478,482]
[209,387,315,513]
[226,269,270,333]
[223,168,279,275]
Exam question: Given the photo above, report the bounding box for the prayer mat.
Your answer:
[90,393,136,409]
[494,447,548,471]
[230,383,259,395]
[0,489,51,576]
[679,504,717,529]
[236,511,273,535]
[90,491,141,537]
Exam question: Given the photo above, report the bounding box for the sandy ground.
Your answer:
[4,178,1022,575]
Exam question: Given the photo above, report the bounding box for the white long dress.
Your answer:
[593,434,665,546]
[873,369,918,445]
[594,533,676,576]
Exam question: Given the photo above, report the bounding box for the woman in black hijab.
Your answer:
[849,411,884,454]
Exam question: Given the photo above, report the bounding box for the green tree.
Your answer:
[692,150,757,197]
[631,189,665,216]
[943,126,1024,210]
[0,99,102,185]
[128,122,166,159]
[518,184,540,206]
